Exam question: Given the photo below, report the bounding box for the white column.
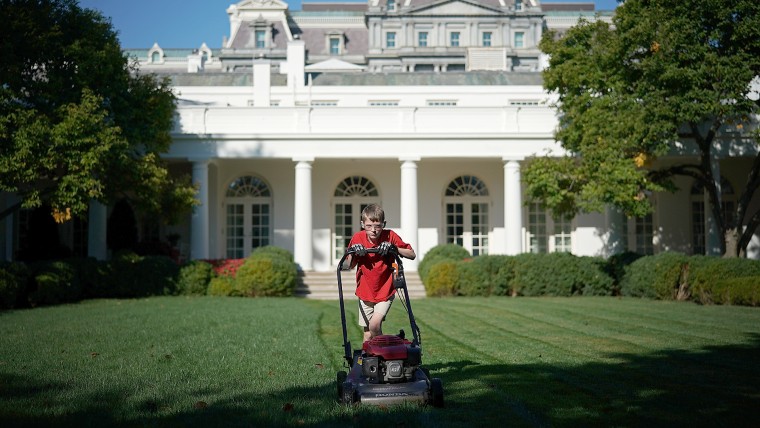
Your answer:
[294,158,313,271]
[191,159,210,260]
[400,158,419,270]
[504,159,523,255]
[705,156,722,255]
[87,200,107,260]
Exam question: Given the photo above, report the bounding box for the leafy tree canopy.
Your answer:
[526,0,760,256]
[0,0,196,224]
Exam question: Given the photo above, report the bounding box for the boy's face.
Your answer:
[362,220,384,243]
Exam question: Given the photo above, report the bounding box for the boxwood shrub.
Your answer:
[696,276,760,306]
[177,260,215,295]
[425,261,459,297]
[27,260,81,307]
[99,253,178,298]
[619,252,689,299]
[0,262,29,310]
[235,248,298,297]
[457,255,515,296]
[418,244,470,284]
[207,276,237,296]
[511,252,614,297]
[689,257,760,305]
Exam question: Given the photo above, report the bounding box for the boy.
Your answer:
[344,204,416,342]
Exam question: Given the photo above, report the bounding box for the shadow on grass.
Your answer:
[2,335,759,427]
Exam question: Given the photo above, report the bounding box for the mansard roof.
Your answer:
[160,70,543,86]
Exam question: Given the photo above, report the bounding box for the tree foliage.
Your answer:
[526,0,760,257]
[0,0,197,224]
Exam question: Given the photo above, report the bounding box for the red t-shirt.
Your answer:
[348,229,412,303]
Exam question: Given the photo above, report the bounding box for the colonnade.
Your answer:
[84,157,526,267]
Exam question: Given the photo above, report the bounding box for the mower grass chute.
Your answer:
[335,247,444,407]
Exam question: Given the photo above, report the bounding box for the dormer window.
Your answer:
[255,30,266,48]
[325,31,345,55]
[387,0,396,12]
[515,0,523,11]
[148,43,164,64]
[249,20,271,49]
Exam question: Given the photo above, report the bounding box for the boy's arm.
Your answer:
[397,246,416,260]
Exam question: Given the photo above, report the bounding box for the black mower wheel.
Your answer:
[336,371,347,399]
[341,381,355,405]
[431,378,444,408]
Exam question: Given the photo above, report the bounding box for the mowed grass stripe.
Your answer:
[411,297,760,416]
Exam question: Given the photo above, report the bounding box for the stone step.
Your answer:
[296,270,426,300]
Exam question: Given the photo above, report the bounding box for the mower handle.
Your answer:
[344,246,401,257]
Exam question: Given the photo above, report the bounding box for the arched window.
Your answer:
[333,176,379,260]
[690,177,735,255]
[444,175,490,256]
[225,175,272,258]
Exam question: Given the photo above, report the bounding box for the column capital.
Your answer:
[293,156,314,163]
[399,156,421,163]
[502,156,524,163]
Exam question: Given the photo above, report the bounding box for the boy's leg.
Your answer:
[366,298,394,340]
[358,300,374,342]
[358,298,393,341]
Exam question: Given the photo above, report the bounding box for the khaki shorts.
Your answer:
[358,296,395,327]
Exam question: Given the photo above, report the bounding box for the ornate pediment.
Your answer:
[409,0,503,15]
[235,0,289,11]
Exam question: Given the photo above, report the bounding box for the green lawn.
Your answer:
[1,296,759,427]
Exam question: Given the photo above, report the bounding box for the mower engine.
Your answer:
[361,334,421,384]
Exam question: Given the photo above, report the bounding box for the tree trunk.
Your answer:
[723,228,740,258]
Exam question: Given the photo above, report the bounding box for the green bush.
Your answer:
[251,245,294,262]
[605,251,643,294]
[456,255,514,296]
[177,261,214,295]
[28,260,81,307]
[418,244,470,284]
[102,253,178,298]
[689,257,760,304]
[425,261,459,297]
[0,262,29,310]
[619,252,689,299]
[511,253,614,297]
[696,276,760,306]
[235,256,298,297]
[208,276,237,296]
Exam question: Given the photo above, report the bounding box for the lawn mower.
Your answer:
[336,247,444,407]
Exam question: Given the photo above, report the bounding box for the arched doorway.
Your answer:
[443,175,490,256]
[332,176,380,262]
[224,175,272,258]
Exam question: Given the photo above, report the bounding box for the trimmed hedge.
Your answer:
[208,276,236,296]
[425,261,459,297]
[28,260,81,307]
[696,276,760,306]
[420,250,614,298]
[177,260,215,296]
[619,252,690,299]
[97,253,179,298]
[511,252,614,297]
[235,247,298,297]
[689,257,760,305]
[418,244,470,284]
[0,262,29,309]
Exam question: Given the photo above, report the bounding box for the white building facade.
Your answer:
[4,0,759,268]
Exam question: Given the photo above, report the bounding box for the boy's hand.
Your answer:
[349,244,367,256]
[378,241,396,256]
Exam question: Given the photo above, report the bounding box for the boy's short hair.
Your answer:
[361,204,385,223]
